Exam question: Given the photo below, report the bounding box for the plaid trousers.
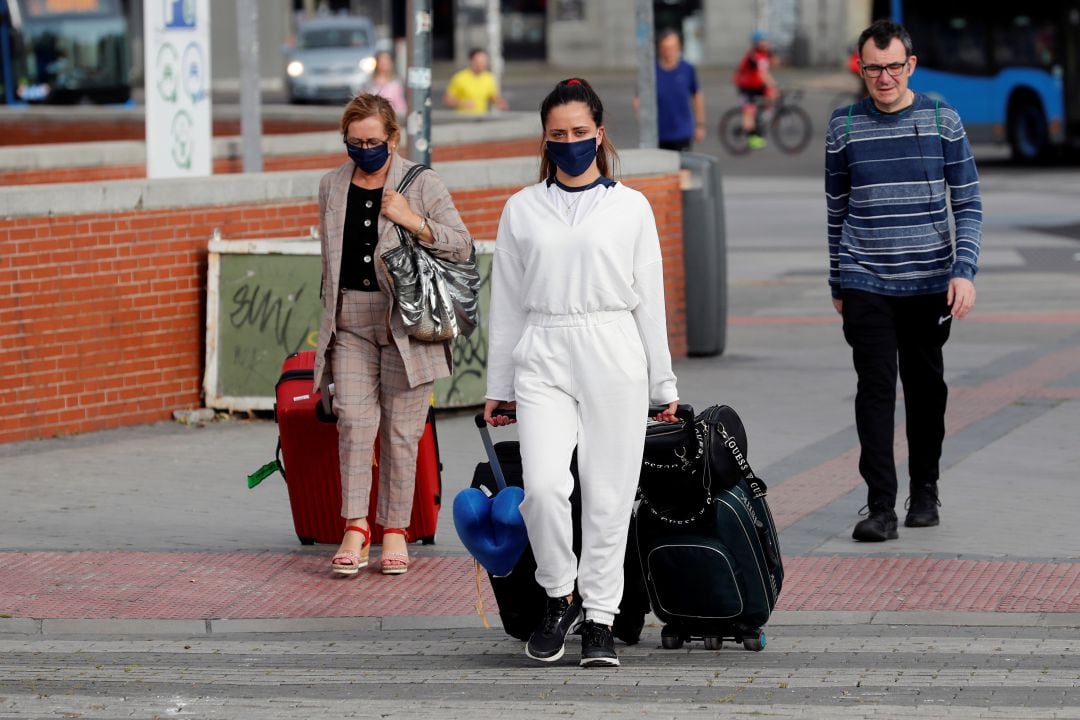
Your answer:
[330,289,432,525]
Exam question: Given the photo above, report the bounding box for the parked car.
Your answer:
[284,16,378,104]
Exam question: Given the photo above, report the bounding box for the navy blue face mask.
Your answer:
[546,136,598,177]
[346,142,389,173]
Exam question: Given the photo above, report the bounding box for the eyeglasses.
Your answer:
[344,137,388,149]
[861,61,908,78]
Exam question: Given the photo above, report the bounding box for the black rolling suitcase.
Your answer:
[469,410,659,645]
[634,404,783,652]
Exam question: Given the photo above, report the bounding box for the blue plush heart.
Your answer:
[452,485,528,577]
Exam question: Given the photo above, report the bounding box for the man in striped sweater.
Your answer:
[825,19,982,542]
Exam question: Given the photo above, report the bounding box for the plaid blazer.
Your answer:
[312,154,473,392]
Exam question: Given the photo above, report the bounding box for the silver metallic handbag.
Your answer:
[380,165,480,342]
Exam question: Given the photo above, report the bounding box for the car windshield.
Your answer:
[298,26,370,50]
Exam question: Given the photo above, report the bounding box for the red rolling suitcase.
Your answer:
[274,350,441,545]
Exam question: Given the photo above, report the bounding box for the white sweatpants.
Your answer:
[514,309,649,627]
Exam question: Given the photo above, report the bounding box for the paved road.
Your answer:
[2,624,1078,719]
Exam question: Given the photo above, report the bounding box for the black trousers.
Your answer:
[659,138,692,152]
[841,289,952,512]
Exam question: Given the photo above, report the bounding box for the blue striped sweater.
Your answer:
[825,93,982,298]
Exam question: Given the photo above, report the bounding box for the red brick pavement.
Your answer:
[0,552,494,620]
[777,557,1080,613]
[1,552,1076,619]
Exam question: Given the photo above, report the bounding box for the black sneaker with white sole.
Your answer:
[579,620,619,668]
[525,595,582,663]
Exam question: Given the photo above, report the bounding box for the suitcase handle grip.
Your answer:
[473,409,516,428]
[648,403,695,423]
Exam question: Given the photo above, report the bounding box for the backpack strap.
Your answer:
[845,102,855,141]
[934,99,946,156]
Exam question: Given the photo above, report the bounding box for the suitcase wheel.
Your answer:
[298,536,316,546]
[703,636,723,651]
[742,630,766,652]
[660,625,684,650]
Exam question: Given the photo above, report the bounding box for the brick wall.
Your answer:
[0,138,540,187]
[0,172,683,443]
[0,118,331,146]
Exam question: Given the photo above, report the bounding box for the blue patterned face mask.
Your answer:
[546,137,598,177]
[346,142,389,173]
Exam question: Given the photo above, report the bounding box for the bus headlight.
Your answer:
[287,61,304,78]
[359,56,376,74]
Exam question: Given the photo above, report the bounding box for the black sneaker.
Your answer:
[579,620,619,668]
[905,484,941,527]
[852,507,899,542]
[525,595,582,663]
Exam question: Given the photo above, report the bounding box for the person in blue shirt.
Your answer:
[825,20,982,542]
[634,29,705,151]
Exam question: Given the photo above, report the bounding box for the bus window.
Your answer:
[9,0,128,103]
[904,0,992,76]
[989,9,1058,69]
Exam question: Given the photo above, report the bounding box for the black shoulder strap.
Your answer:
[397,164,429,194]
[715,422,768,500]
[391,164,430,245]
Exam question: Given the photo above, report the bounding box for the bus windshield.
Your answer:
[5,0,128,103]
[20,0,121,17]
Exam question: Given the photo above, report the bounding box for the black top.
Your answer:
[340,184,382,291]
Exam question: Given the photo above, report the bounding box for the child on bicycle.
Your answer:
[733,30,779,150]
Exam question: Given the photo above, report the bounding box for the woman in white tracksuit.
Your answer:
[483,78,679,668]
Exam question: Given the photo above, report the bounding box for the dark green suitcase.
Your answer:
[634,404,783,651]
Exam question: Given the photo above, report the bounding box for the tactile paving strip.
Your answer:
[775,556,1080,613]
[0,552,497,620]
[1,552,1076,619]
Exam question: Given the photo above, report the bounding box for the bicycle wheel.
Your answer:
[770,105,813,155]
[717,107,751,156]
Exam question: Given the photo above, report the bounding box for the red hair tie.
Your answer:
[567,79,582,85]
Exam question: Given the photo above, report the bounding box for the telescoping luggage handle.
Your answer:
[473,410,516,491]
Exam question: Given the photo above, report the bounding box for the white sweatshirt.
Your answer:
[486,180,679,405]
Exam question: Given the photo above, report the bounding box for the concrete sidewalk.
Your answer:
[1,174,1078,717]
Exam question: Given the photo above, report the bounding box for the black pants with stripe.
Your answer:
[841,289,952,513]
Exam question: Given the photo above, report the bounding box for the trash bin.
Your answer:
[679,153,727,357]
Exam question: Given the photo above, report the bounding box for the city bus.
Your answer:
[876,0,1080,160]
[0,0,129,105]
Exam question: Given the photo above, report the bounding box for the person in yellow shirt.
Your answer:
[444,48,509,115]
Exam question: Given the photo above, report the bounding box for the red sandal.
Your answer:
[380,528,410,575]
[331,524,371,576]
